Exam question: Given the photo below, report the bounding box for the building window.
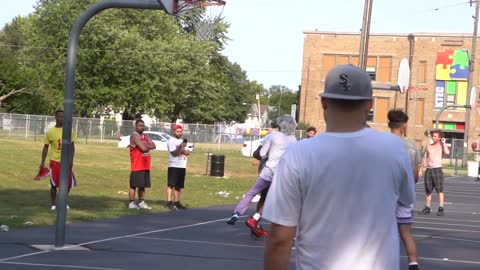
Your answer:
[378,57,392,82]
[373,97,389,123]
[415,99,424,125]
[366,66,376,81]
[321,54,392,82]
[418,61,427,83]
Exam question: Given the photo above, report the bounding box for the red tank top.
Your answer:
[130,132,151,171]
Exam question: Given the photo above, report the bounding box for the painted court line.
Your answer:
[0,261,125,270]
[415,221,480,228]
[0,217,233,263]
[132,236,264,249]
[415,216,480,223]
[414,226,480,233]
[402,256,480,265]
[412,234,480,244]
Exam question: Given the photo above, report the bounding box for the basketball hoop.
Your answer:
[172,0,226,41]
[407,86,428,91]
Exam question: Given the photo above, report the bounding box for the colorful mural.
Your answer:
[435,49,469,110]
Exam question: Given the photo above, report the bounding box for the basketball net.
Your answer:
[174,0,226,42]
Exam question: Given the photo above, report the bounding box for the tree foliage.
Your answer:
[0,0,264,123]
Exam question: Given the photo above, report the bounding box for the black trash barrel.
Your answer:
[210,155,225,177]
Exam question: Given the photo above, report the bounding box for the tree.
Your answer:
[266,85,298,121]
[0,0,260,124]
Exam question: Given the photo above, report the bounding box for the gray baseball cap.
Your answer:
[320,64,373,100]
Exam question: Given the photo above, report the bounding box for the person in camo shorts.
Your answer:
[418,130,450,216]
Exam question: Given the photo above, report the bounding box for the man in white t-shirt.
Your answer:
[263,65,415,270]
[166,124,191,210]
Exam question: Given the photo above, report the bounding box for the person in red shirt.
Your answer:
[128,119,156,209]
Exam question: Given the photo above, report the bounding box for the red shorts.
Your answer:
[49,160,76,188]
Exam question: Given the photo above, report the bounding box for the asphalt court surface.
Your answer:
[0,176,479,269]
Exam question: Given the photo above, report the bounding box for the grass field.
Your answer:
[0,138,259,229]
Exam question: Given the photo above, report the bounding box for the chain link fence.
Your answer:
[0,113,307,145]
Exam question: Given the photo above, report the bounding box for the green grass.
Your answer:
[0,138,259,229]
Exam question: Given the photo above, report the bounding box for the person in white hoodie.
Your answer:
[226,115,297,237]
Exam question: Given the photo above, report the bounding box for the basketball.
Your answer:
[472,142,478,151]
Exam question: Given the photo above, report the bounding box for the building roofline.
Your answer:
[303,30,473,38]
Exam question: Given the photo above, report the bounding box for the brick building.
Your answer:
[299,31,480,148]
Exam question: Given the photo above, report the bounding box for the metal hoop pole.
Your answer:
[56,0,167,247]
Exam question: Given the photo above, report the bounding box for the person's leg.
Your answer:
[138,188,145,201]
[436,169,445,216]
[174,188,181,202]
[398,225,418,268]
[128,187,136,201]
[420,170,432,214]
[234,177,270,215]
[166,167,176,209]
[173,169,187,209]
[50,186,57,207]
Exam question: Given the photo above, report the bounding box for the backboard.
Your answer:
[397,58,410,94]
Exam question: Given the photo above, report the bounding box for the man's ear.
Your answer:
[321,97,328,110]
[366,99,373,112]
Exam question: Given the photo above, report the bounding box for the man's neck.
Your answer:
[391,129,404,137]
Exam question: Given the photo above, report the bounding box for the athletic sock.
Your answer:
[409,262,418,265]
[425,204,430,208]
[252,213,262,221]
[439,204,444,208]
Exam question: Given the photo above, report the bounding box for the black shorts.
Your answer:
[168,167,186,189]
[424,168,444,194]
[130,170,151,188]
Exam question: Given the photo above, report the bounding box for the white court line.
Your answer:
[414,226,480,233]
[412,234,480,244]
[415,216,480,223]
[401,256,480,265]
[414,201,480,208]
[132,236,263,249]
[0,261,125,270]
[0,217,234,263]
[415,221,480,228]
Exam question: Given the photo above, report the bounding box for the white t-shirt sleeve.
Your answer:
[167,138,177,153]
[263,150,302,227]
[397,145,416,207]
[259,135,272,158]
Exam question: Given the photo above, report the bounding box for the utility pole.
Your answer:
[359,0,373,70]
[464,0,480,165]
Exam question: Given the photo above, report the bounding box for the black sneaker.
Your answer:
[408,264,419,270]
[418,206,431,214]
[174,201,187,210]
[167,201,177,211]
[437,207,445,216]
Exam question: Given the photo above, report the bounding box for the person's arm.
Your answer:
[40,144,49,168]
[146,135,156,150]
[259,136,271,158]
[441,139,450,155]
[169,140,187,157]
[398,147,416,207]
[264,224,296,270]
[131,134,149,152]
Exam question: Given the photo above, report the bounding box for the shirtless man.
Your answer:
[418,130,450,216]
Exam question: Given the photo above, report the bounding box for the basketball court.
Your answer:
[0,176,478,270]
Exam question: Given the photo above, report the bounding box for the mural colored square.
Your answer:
[435,49,469,80]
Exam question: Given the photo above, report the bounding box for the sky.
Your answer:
[0,0,476,91]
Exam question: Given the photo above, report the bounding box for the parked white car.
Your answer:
[117,131,194,152]
[241,137,262,157]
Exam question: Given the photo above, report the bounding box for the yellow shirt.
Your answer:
[44,127,77,162]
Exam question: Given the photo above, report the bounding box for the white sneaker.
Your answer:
[128,202,139,209]
[138,201,151,209]
[50,205,56,211]
[67,205,70,210]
